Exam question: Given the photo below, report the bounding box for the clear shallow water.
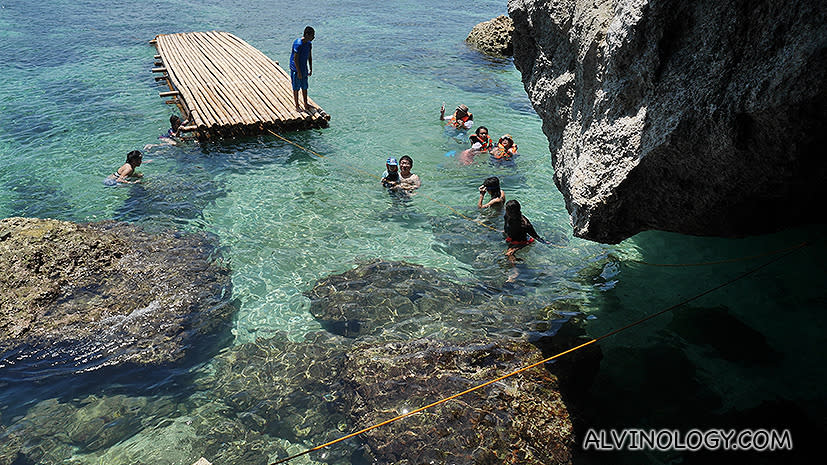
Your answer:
[1,1,825,464]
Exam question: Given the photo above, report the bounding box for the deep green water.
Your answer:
[1,1,825,464]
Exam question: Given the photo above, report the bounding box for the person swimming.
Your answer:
[492,134,518,160]
[440,103,474,131]
[104,150,143,186]
[469,126,494,151]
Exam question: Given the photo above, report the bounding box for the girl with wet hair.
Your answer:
[104,150,144,185]
[503,200,547,257]
[478,176,505,209]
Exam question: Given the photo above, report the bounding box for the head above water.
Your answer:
[170,115,182,130]
[483,176,500,193]
[499,134,513,147]
[505,199,521,217]
[475,126,489,137]
[456,104,469,117]
[303,26,315,40]
[126,150,143,167]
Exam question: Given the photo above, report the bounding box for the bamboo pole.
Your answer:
[186,31,261,126]
[157,34,215,128]
[157,34,209,127]
[215,32,300,122]
[172,33,236,126]
[165,33,230,127]
[206,31,290,123]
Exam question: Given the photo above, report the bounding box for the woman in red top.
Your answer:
[504,200,548,257]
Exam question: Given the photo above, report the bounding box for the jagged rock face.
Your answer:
[0,217,236,375]
[466,15,515,57]
[509,0,827,243]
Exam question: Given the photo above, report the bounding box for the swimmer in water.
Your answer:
[478,176,505,209]
[104,150,143,185]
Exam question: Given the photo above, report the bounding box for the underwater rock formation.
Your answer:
[1,333,573,465]
[203,332,573,464]
[466,15,515,57]
[345,338,573,464]
[508,0,827,243]
[0,394,178,465]
[305,259,588,342]
[0,217,235,374]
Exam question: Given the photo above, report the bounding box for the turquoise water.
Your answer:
[1,1,825,464]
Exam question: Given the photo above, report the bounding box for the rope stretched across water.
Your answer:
[269,241,807,464]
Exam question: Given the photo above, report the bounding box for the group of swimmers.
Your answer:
[380,103,549,259]
[109,103,546,260]
[442,103,549,258]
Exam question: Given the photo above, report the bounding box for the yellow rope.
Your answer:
[269,241,806,464]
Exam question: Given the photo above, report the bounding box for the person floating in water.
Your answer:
[104,150,144,185]
[460,126,493,164]
[290,26,315,113]
[478,176,505,209]
[144,114,190,150]
[491,134,518,161]
[381,157,401,188]
[469,126,494,151]
[503,199,548,258]
[389,155,421,192]
[440,103,473,131]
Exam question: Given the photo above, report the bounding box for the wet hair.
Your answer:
[399,155,413,167]
[170,115,181,130]
[475,126,488,136]
[483,176,501,196]
[126,150,143,166]
[304,26,315,37]
[504,200,523,237]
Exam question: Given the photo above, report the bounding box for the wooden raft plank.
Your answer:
[151,31,329,137]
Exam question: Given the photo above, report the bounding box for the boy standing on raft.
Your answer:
[290,26,315,113]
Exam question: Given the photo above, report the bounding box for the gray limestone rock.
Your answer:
[509,0,827,243]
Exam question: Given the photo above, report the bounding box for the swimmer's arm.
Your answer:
[525,220,548,244]
[486,191,505,208]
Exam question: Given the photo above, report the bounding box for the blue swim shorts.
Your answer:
[291,71,308,91]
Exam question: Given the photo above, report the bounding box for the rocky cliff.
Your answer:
[508,0,827,243]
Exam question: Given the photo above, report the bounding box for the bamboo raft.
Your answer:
[150,31,329,138]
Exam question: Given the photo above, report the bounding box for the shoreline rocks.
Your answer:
[0,217,236,376]
[509,0,827,243]
[466,15,515,57]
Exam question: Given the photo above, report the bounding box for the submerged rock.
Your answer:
[509,0,827,243]
[345,338,573,465]
[0,217,235,375]
[466,15,515,57]
[202,332,573,464]
[305,259,588,342]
